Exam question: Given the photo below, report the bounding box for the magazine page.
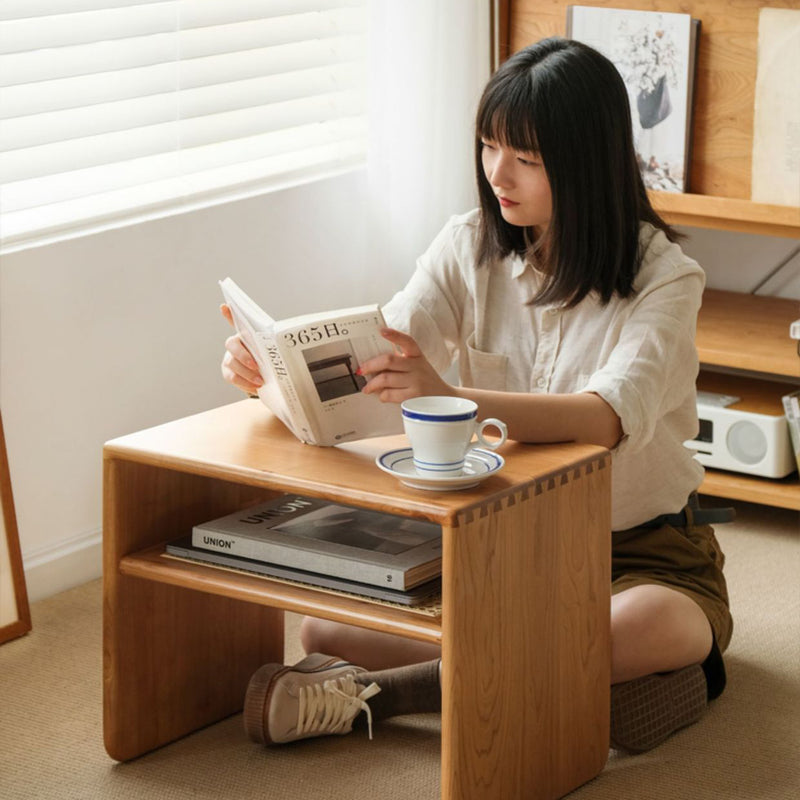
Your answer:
[567,6,695,193]
[274,305,404,446]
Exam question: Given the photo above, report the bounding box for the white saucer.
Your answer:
[375,447,505,491]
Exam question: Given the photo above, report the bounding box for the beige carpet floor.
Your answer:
[1,499,798,800]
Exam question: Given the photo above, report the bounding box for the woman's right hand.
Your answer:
[220,304,264,395]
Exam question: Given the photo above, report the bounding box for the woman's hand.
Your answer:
[359,328,454,403]
[220,304,264,395]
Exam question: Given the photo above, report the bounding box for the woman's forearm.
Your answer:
[453,387,623,449]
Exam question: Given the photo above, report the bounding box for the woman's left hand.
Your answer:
[359,329,454,403]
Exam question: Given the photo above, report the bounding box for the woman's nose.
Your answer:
[488,151,513,188]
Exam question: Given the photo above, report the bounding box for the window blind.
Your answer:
[0,0,367,250]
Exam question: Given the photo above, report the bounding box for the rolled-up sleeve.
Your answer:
[381,216,472,374]
[581,270,705,456]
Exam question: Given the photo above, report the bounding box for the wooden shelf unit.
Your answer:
[696,290,800,511]
[508,1,800,510]
[697,290,800,379]
[651,192,800,240]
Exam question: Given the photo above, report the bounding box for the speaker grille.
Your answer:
[726,421,768,465]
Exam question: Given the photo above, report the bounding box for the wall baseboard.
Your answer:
[23,528,102,604]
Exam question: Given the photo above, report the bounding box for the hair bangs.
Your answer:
[477,76,541,156]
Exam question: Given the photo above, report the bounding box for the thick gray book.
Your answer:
[191,495,442,590]
[166,537,441,608]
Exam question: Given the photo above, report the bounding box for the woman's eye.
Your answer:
[517,155,540,166]
[481,140,496,150]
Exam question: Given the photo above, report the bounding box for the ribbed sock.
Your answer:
[354,659,441,724]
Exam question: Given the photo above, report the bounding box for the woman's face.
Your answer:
[480,138,552,234]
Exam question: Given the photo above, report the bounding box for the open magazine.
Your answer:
[220,278,403,446]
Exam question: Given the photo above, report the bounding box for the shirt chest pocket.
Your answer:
[461,332,508,391]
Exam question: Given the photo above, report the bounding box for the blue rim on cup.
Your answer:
[400,396,478,422]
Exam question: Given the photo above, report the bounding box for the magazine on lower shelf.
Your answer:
[220,277,403,446]
[165,537,442,608]
[566,5,700,193]
[191,494,443,591]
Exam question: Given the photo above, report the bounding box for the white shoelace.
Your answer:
[296,673,381,740]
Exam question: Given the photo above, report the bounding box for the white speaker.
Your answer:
[685,372,798,479]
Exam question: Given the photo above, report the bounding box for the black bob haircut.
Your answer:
[475,37,681,307]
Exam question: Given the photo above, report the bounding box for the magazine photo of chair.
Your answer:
[303,340,367,402]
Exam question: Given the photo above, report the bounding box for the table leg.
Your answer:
[103,458,284,761]
[440,456,611,800]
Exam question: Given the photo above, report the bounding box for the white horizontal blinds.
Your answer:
[0,0,366,246]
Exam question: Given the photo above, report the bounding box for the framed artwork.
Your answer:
[1,410,31,645]
[567,5,699,193]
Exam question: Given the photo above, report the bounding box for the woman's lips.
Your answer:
[498,196,519,207]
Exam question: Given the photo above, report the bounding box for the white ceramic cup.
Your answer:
[400,396,508,477]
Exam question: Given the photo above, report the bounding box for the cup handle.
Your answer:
[475,418,508,450]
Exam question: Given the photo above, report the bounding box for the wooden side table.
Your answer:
[103,400,611,800]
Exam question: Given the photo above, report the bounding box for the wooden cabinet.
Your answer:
[507,0,800,509]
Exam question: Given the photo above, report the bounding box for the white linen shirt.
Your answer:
[382,209,706,530]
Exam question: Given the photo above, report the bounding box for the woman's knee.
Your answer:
[611,584,713,681]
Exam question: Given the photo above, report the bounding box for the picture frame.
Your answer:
[0,410,31,645]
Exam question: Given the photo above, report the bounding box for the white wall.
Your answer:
[1,167,799,602]
[0,170,389,601]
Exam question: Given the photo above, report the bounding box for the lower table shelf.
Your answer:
[700,469,800,511]
[120,544,442,644]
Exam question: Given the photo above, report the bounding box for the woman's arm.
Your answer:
[455,387,623,450]
[360,329,622,449]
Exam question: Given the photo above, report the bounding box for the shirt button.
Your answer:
[537,377,546,388]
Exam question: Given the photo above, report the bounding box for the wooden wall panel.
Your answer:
[508,0,798,201]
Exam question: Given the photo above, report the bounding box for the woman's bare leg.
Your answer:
[610,584,713,684]
[299,616,441,671]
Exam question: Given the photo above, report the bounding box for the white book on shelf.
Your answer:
[782,390,800,475]
[751,8,800,207]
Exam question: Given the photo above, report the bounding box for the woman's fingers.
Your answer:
[225,333,259,372]
[222,332,263,393]
[220,303,234,327]
[379,327,423,357]
[221,350,263,394]
[358,329,423,376]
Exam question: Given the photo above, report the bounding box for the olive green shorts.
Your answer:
[611,507,733,652]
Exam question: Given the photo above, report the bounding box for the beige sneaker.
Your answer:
[243,653,381,745]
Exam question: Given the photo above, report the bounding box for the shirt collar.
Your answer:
[511,255,529,280]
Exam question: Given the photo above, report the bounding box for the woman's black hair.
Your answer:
[475,37,681,306]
